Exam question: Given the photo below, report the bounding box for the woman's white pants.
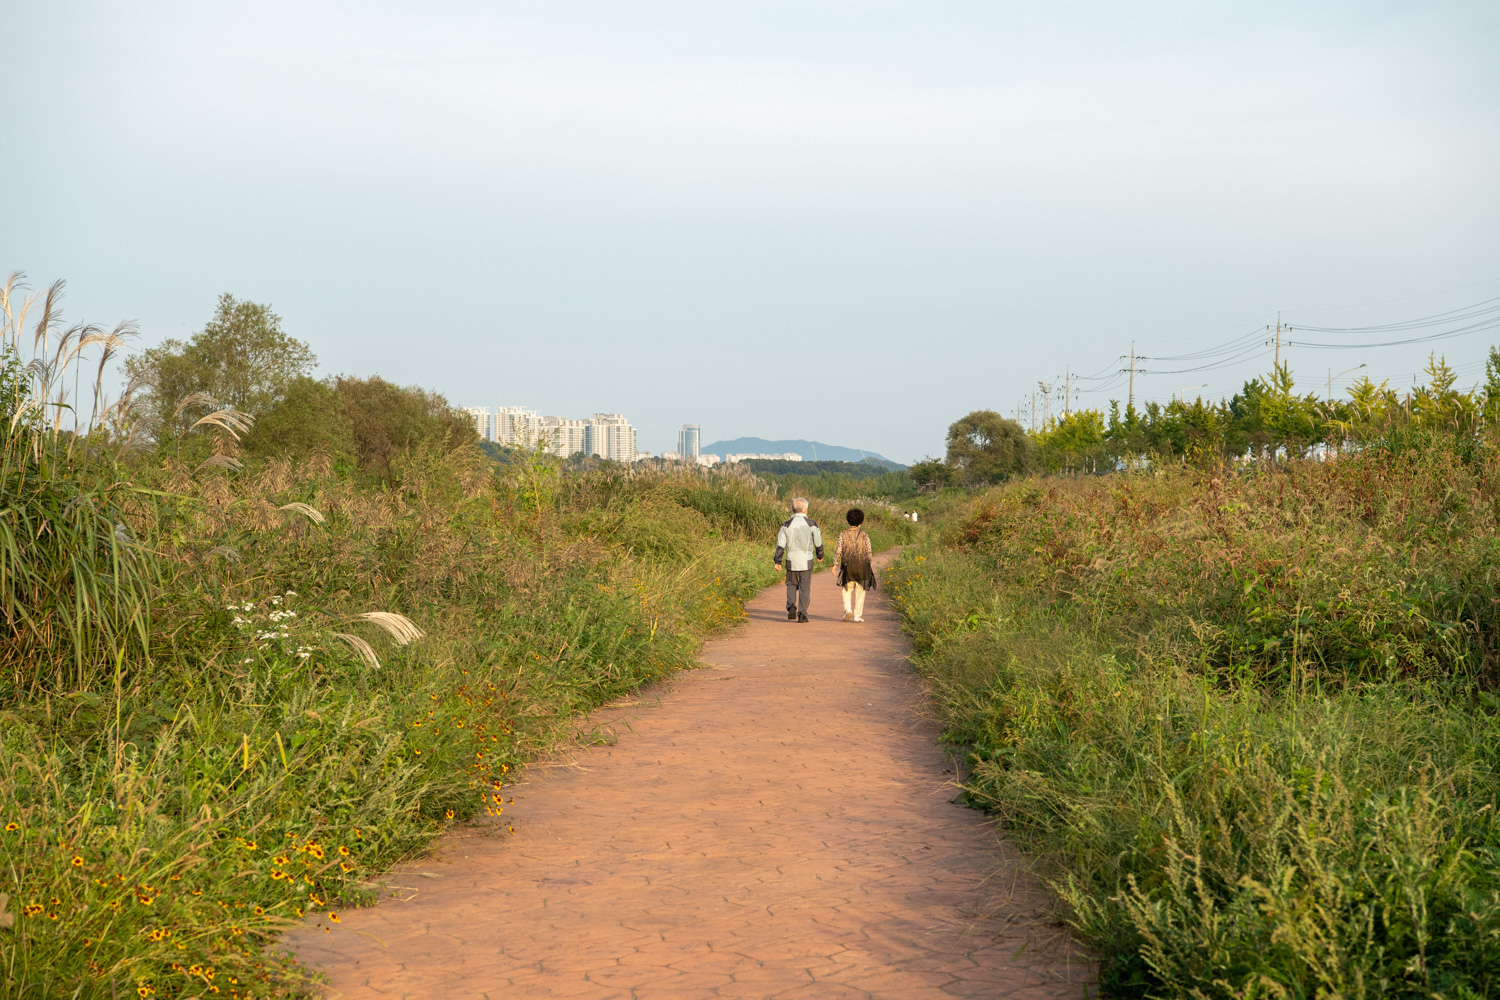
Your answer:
[841,581,866,618]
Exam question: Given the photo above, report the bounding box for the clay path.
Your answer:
[288,552,1091,998]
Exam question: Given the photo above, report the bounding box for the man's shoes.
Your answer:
[787,608,797,621]
[797,612,809,623]
[842,611,854,622]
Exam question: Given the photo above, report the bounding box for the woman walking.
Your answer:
[833,508,877,622]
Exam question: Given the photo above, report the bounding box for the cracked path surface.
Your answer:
[287,551,1092,998]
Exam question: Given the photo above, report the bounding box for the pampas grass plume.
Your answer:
[357,612,424,645]
[277,502,326,525]
[331,633,381,670]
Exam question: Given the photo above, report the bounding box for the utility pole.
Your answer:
[1065,366,1071,418]
[1128,342,1136,408]
[1030,390,1035,431]
[1274,312,1282,370]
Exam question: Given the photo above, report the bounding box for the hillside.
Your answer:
[701,437,902,468]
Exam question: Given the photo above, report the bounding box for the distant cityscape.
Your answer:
[462,408,802,465]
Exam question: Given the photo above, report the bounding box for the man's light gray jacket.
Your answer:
[774,513,825,571]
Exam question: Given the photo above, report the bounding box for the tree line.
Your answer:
[122,293,477,478]
[912,353,1500,486]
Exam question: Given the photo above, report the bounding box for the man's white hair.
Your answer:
[792,497,809,512]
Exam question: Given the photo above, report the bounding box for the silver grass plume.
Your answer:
[357,611,424,645]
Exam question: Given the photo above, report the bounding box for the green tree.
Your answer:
[244,374,477,478]
[1226,379,1270,458]
[907,457,955,489]
[1106,401,1147,462]
[242,375,353,458]
[1261,363,1323,459]
[1138,401,1184,457]
[124,294,315,437]
[1328,374,1398,446]
[1170,397,1229,464]
[1036,410,1108,473]
[1483,347,1500,423]
[1412,353,1478,434]
[945,410,1030,484]
[332,375,478,478]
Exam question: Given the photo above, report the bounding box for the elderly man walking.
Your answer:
[773,498,824,622]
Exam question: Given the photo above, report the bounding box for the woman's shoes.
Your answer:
[842,611,854,622]
[853,616,864,622]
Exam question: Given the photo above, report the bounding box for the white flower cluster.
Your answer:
[225,590,308,657]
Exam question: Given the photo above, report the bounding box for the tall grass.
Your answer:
[0,277,789,998]
[887,451,1500,998]
[1,276,157,698]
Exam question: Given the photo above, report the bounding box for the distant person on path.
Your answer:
[833,508,877,622]
[774,498,823,622]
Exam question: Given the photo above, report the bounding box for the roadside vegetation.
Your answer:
[739,458,918,504]
[889,362,1500,998]
[909,354,1500,488]
[0,277,821,998]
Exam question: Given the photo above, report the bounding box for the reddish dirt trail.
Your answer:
[287,552,1091,998]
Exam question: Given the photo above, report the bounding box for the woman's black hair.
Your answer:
[846,508,865,526]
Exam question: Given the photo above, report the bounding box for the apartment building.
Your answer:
[493,406,541,448]
[466,404,640,462]
[461,406,492,441]
[585,413,637,463]
[541,415,589,458]
[677,424,701,459]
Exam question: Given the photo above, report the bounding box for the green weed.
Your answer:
[887,452,1500,998]
[0,275,788,996]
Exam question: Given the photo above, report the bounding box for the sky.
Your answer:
[3,0,1497,463]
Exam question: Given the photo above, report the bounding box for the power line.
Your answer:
[1025,288,1500,417]
[1139,342,1276,376]
[1288,313,1500,350]
[1288,295,1500,333]
[1283,276,1500,314]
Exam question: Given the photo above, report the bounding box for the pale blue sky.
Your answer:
[4,1,1497,461]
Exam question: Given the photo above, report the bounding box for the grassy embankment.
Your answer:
[3,432,790,998]
[0,309,900,998]
[886,451,1500,999]
[0,349,910,996]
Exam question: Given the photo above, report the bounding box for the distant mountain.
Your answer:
[700,438,903,469]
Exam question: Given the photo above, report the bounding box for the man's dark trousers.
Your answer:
[785,569,812,617]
